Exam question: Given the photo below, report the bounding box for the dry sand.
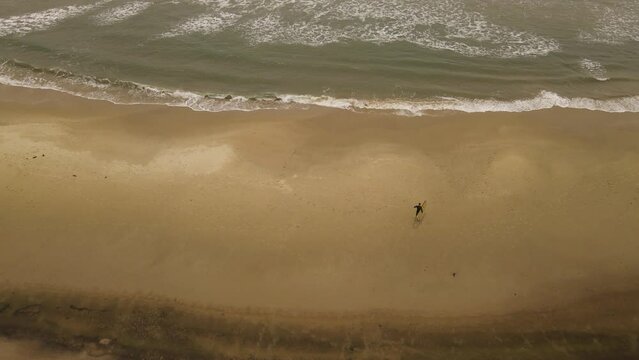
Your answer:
[1,84,639,358]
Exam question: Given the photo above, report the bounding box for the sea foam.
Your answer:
[580,1,639,44]
[161,12,241,38]
[93,1,152,26]
[1,60,637,116]
[580,59,609,81]
[159,0,559,58]
[0,1,112,37]
[278,91,639,115]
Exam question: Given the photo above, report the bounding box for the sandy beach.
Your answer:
[1,84,639,358]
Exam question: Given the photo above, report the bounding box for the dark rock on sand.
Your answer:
[224,95,233,100]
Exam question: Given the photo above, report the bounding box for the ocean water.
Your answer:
[0,0,638,115]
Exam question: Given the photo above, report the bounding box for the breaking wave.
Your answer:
[1,59,638,116]
[580,58,609,81]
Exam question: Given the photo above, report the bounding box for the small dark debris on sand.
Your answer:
[32,156,37,159]
[69,304,108,313]
[452,272,457,277]
[72,174,77,177]
[69,305,91,312]
[13,304,41,316]
[224,95,233,100]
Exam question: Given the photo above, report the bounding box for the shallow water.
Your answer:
[0,0,638,114]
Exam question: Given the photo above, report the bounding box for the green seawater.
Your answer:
[0,0,638,113]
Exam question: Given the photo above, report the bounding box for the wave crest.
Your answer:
[1,59,638,116]
[580,59,609,81]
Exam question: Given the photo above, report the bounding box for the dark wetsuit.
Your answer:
[414,204,424,217]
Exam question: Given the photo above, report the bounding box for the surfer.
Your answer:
[414,201,425,218]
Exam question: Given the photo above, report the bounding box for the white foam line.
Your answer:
[1,62,637,115]
[0,63,274,112]
[278,91,639,115]
[0,1,112,37]
[93,1,152,26]
[160,12,240,38]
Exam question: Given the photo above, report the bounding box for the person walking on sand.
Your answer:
[414,201,425,218]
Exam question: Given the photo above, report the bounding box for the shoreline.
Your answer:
[2,59,639,115]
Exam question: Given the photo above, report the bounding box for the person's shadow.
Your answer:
[413,213,425,228]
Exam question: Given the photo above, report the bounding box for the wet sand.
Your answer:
[1,85,639,358]
[1,286,639,359]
